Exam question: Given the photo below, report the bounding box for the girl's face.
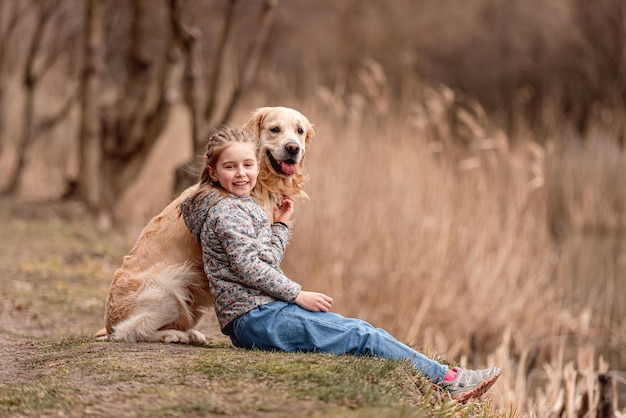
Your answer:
[209,142,259,197]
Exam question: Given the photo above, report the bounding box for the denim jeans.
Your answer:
[229,301,448,384]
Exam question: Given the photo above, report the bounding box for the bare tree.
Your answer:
[74,0,276,225]
[0,0,278,225]
[0,0,75,196]
[171,0,278,193]
[76,0,181,226]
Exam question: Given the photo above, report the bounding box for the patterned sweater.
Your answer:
[180,190,302,333]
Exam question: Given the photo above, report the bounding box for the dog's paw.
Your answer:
[160,330,191,344]
[188,330,207,345]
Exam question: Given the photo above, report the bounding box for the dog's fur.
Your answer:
[94,107,315,343]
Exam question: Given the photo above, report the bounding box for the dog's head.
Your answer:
[244,106,315,178]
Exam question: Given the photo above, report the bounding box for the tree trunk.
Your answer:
[1,1,58,196]
[78,0,105,220]
[170,0,204,194]
[102,0,177,200]
[0,1,20,161]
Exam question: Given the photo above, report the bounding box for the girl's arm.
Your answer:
[213,203,301,302]
[269,223,289,264]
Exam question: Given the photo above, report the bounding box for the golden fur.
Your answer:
[94,106,314,343]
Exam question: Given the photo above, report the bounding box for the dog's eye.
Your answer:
[270,127,280,133]
[297,127,304,135]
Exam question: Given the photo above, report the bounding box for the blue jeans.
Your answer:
[229,301,448,384]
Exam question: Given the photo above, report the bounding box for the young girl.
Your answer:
[180,126,501,403]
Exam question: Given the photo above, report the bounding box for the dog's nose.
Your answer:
[284,142,300,156]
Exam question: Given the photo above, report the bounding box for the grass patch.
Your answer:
[0,336,501,417]
[0,378,79,414]
[191,351,410,403]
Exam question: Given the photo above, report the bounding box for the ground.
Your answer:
[0,198,500,417]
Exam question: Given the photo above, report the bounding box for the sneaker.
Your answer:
[442,366,501,403]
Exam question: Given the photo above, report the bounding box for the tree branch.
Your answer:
[204,0,238,126]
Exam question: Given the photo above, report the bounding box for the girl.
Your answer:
[180,126,501,403]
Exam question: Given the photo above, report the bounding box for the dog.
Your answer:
[246,106,314,222]
[94,106,315,343]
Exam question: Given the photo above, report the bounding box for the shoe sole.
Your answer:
[452,369,501,403]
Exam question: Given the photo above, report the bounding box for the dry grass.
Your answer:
[268,67,626,416]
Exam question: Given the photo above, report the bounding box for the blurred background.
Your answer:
[0,0,624,415]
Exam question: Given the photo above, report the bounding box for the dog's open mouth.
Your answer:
[267,150,297,176]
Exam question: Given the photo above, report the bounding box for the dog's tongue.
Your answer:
[280,161,297,175]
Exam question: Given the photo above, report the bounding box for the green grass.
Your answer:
[0,378,79,413]
[0,336,502,417]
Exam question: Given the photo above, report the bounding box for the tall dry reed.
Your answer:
[267,63,626,416]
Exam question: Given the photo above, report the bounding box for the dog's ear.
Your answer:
[243,108,267,138]
[305,123,315,151]
[298,122,315,166]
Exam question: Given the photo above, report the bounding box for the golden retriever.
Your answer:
[94,106,315,343]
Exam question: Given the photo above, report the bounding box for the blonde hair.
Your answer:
[192,126,260,200]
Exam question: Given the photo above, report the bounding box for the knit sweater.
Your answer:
[180,190,302,333]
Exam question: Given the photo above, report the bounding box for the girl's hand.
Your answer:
[274,195,294,224]
[295,291,333,312]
